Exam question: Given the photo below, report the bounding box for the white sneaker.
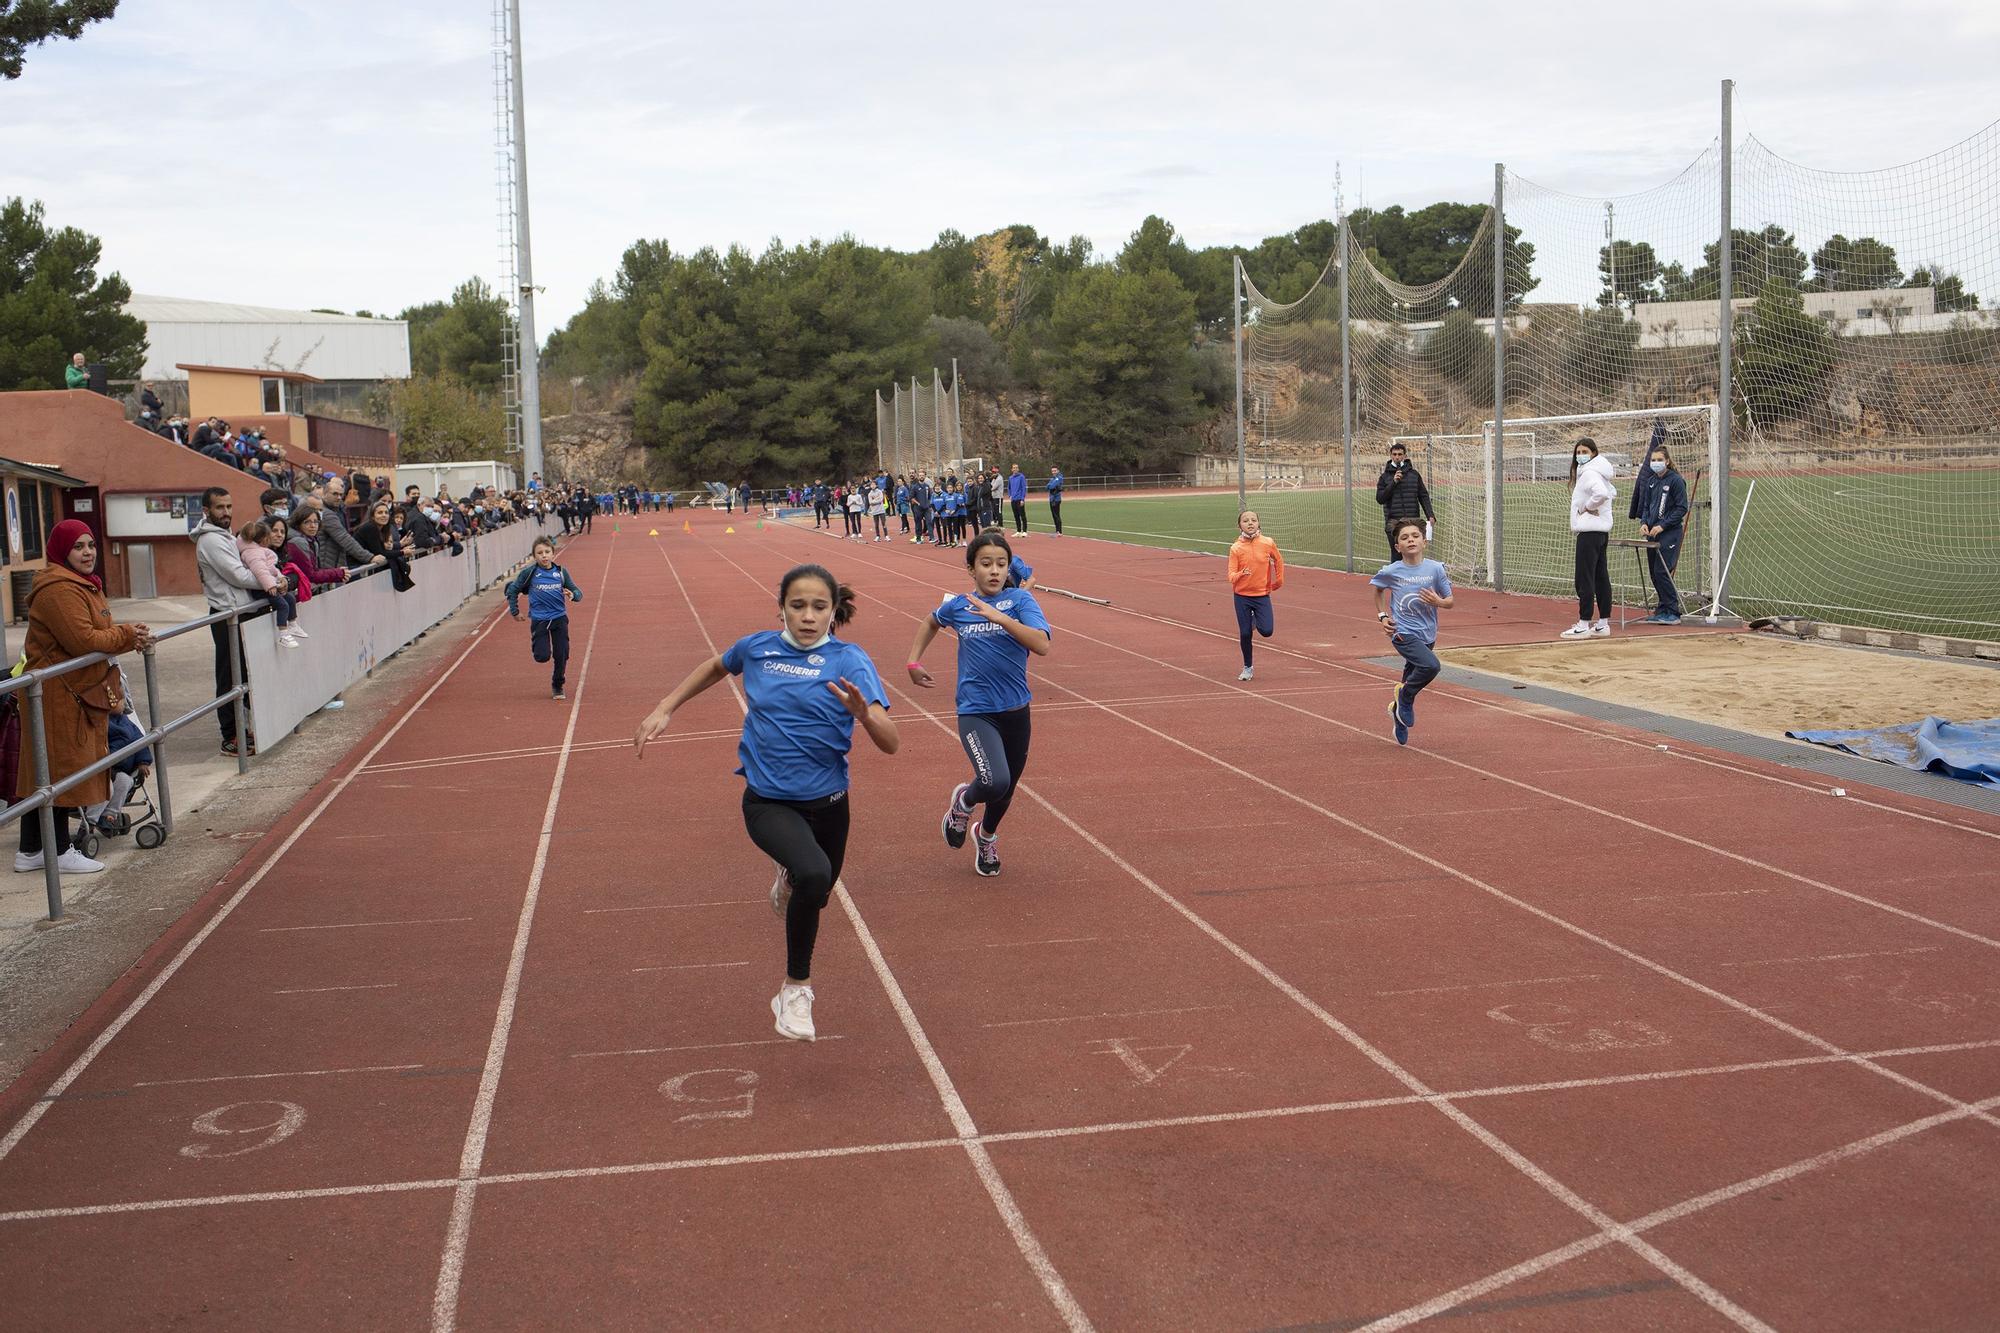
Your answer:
[1590,620,1612,637]
[14,851,43,873]
[769,863,792,919]
[290,625,310,640]
[278,633,300,648]
[772,983,816,1042]
[1559,621,1593,639]
[1237,666,1254,681]
[57,849,105,874]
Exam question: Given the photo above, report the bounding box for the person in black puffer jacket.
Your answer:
[1374,442,1435,559]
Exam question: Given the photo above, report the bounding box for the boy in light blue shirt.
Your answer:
[1370,517,1454,746]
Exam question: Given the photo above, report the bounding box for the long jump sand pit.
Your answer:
[1443,631,2000,741]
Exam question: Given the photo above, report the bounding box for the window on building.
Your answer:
[20,481,51,562]
[1856,308,1873,319]
[262,377,283,413]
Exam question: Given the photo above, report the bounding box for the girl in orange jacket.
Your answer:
[1227,510,1284,681]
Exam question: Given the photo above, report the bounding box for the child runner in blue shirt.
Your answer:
[633,564,899,1042]
[504,536,584,699]
[1371,517,1454,746]
[906,531,1052,876]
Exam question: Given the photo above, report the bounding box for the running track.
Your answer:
[2,512,1997,1330]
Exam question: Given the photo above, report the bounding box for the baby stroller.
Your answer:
[71,685,167,857]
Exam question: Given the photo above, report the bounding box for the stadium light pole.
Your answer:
[506,0,544,482]
[1233,255,1246,511]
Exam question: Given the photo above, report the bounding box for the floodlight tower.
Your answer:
[492,0,544,480]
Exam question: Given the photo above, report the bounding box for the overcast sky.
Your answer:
[6,0,1996,336]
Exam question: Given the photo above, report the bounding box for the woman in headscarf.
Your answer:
[15,521,154,875]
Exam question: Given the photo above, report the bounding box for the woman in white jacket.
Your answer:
[1561,439,1617,638]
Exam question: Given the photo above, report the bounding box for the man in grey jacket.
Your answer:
[192,487,263,756]
[307,480,376,568]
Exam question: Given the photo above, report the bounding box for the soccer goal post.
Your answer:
[1476,404,1722,613]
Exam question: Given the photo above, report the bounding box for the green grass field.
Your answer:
[1052,468,2000,641]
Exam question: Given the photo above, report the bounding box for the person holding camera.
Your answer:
[1374,442,1435,560]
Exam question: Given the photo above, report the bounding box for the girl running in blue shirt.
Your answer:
[633,564,899,1042]
[905,531,1052,876]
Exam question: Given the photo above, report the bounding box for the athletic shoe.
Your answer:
[1558,621,1592,639]
[772,983,816,1042]
[553,688,567,700]
[14,851,42,873]
[942,783,973,849]
[1590,620,1612,637]
[1394,685,1415,729]
[56,849,105,875]
[1655,613,1682,625]
[277,633,300,648]
[769,863,792,918]
[1237,666,1254,681]
[290,625,310,640]
[1389,695,1409,746]
[973,824,1001,876]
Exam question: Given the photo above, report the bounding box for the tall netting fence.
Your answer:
[1233,117,2000,640]
[877,369,965,476]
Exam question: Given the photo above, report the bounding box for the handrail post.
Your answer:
[143,644,173,836]
[25,680,63,921]
[227,612,249,774]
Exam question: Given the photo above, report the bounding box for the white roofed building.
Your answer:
[125,294,411,382]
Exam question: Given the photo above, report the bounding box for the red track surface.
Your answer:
[4,512,1998,1330]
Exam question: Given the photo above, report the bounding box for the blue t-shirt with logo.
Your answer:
[720,630,890,801]
[1369,558,1453,644]
[933,589,1051,715]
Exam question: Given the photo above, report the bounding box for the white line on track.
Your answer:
[580,898,760,914]
[131,1063,425,1088]
[273,983,401,995]
[430,541,618,1333]
[656,534,1094,1333]
[1377,973,1603,997]
[571,1036,853,1059]
[1630,888,1772,903]
[13,1035,2000,1226]
[1718,945,1945,967]
[630,961,752,973]
[258,917,473,933]
[0,584,523,1169]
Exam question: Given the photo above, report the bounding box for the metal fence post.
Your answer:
[1232,256,1247,512]
[1337,220,1354,572]
[1713,78,1735,618]
[25,680,63,920]
[227,612,249,774]
[1492,162,1508,593]
[143,645,173,837]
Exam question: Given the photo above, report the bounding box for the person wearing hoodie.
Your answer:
[1628,438,1690,625]
[193,487,264,756]
[16,521,152,875]
[1561,439,1618,639]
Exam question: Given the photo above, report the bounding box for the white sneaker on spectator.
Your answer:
[56,849,105,874]
[772,983,816,1042]
[1590,620,1612,637]
[278,633,300,648]
[290,625,310,639]
[14,851,43,873]
[1559,621,1592,639]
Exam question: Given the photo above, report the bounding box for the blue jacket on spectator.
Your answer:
[1628,466,1689,533]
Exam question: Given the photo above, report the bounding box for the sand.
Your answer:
[1442,632,2000,741]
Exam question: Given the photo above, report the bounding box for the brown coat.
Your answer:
[16,565,142,807]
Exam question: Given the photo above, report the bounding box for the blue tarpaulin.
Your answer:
[1787,716,2000,789]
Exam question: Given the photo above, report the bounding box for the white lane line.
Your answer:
[1719,946,1945,968]
[941,935,1103,952]
[274,983,401,995]
[580,898,761,914]
[259,917,474,933]
[664,536,1093,1333]
[571,1036,852,1060]
[0,594,519,1169]
[430,542,616,1333]
[1377,973,1603,998]
[1631,889,1773,902]
[982,1004,1235,1030]
[1362,1089,2000,1332]
[16,1035,2000,1224]
[131,1063,424,1088]
[630,961,752,973]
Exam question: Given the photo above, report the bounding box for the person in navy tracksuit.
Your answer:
[505,536,584,699]
[1628,435,1690,624]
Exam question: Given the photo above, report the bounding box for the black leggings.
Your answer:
[742,789,850,982]
[957,707,1031,835]
[20,805,76,857]
[1048,500,1063,534]
[1574,531,1612,620]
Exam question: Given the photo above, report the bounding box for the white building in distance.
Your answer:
[1631,285,1995,347]
[125,295,411,383]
